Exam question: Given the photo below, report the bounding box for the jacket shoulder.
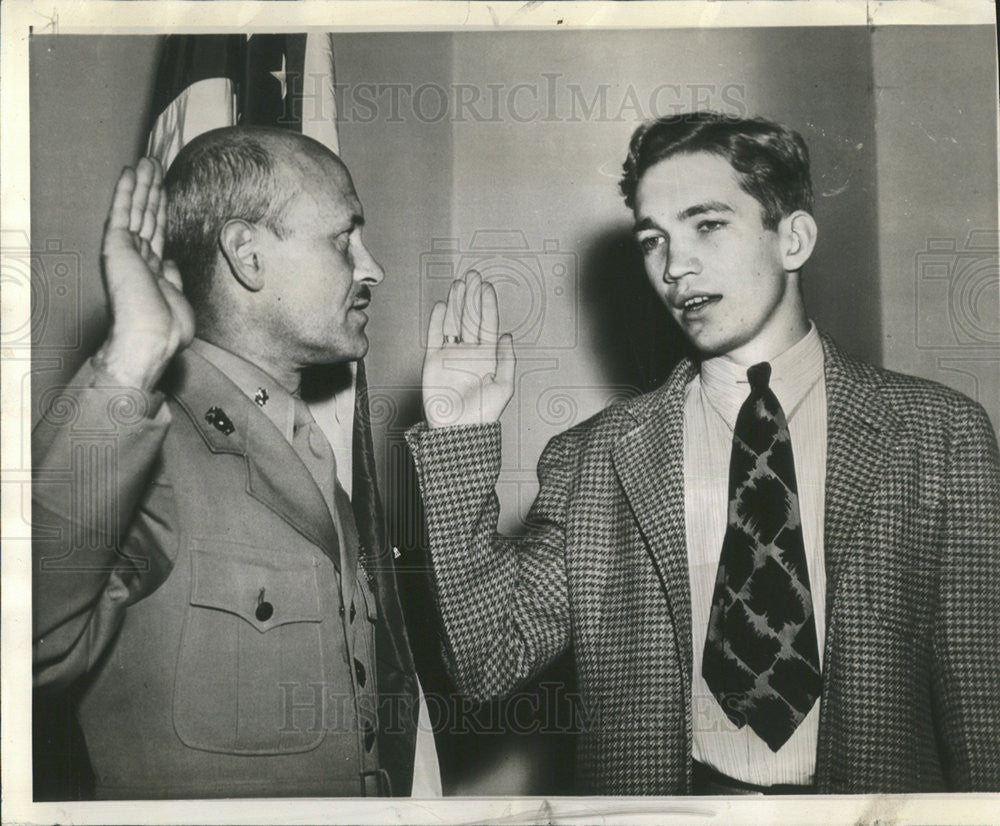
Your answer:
[542,361,693,457]
[825,336,994,430]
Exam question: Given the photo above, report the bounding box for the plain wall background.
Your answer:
[29,26,999,797]
[872,26,999,410]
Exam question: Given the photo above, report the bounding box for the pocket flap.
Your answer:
[189,542,322,632]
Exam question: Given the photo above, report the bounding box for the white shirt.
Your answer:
[683,324,827,786]
[190,339,442,796]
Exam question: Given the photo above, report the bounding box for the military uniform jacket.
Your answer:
[33,348,419,798]
[406,334,1000,795]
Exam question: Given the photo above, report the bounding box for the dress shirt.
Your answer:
[683,324,827,786]
[189,339,442,796]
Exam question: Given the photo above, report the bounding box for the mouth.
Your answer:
[675,294,721,317]
[350,286,372,311]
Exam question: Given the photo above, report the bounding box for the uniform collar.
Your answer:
[188,338,297,443]
[698,322,825,429]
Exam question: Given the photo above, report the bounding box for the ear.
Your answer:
[219,219,265,292]
[777,210,818,272]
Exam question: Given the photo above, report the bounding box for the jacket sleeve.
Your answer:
[931,398,1000,790]
[405,422,575,702]
[33,359,177,690]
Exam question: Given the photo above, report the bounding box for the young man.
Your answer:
[32,127,435,798]
[407,112,1000,794]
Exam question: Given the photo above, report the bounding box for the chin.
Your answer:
[310,337,369,366]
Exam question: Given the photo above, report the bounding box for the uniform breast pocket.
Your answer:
[173,540,328,754]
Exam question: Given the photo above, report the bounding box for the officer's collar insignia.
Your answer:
[254,387,269,407]
[205,406,235,435]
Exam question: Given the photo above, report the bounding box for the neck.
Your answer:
[197,329,303,394]
[716,312,810,368]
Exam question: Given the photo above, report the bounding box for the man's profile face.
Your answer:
[256,153,384,365]
[633,151,796,363]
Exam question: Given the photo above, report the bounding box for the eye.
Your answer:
[638,235,665,255]
[331,231,350,252]
[697,219,725,233]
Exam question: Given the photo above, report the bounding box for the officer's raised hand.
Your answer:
[95,157,195,391]
[422,270,516,429]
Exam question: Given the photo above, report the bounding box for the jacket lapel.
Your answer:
[816,335,899,782]
[820,336,898,616]
[612,360,698,690]
[166,349,341,565]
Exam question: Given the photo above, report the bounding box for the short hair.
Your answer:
[619,112,813,230]
[163,126,297,308]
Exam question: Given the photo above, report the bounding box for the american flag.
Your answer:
[148,34,340,168]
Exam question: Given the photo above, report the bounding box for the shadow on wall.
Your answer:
[580,226,691,394]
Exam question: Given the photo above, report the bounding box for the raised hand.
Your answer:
[422,271,516,429]
[96,157,195,391]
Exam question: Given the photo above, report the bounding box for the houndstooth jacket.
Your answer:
[406,333,1000,795]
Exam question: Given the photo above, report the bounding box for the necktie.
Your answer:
[292,398,358,603]
[702,362,822,752]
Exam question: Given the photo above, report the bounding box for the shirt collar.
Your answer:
[189,338,297,442]
[698,322,825,429]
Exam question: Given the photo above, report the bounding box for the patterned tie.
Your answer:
[702,362,822,752]
[292,398,358,602]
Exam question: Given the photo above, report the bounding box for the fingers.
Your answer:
[425,301,446,354]
[151,176,168,261]
[439,271,501,348]
[138,159,163,245]
[461,270,481,344]
[442,274,465,342]
[494,333,516,391]
[480,281,499,344]
[104,166,137,251]
[129,157,157,235]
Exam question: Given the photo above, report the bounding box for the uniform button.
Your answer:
[354,658,366,687]
[339,604,346,618]
[363,719,376,752]
[255,588,274,622]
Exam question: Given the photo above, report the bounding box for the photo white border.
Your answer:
[3,2,998,824]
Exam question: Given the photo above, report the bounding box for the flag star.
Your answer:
[270,53,288,100]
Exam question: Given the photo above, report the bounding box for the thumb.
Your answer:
[425,301,446,356]
[494,333,516,391]
[161,259,184,292]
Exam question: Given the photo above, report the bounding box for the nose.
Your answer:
[664,243,700,283]
[352,237,385,285]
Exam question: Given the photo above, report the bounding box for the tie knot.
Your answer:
[746,362,772,392]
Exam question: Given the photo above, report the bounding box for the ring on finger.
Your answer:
[443,334,461,345]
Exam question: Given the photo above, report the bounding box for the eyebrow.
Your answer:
[678,201,734,221]
[633,201,734,234]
